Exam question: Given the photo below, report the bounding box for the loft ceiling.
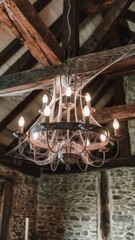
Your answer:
[0,0,135,175]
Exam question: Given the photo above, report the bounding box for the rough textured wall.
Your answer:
[124,75,135,155]
[109,167,135,240]
[37,172,100,240]
[0,165,38,240]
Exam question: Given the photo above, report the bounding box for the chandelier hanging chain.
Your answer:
[67,0,71,85]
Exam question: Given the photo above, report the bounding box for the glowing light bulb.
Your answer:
[100,134,106,142]
[44,105,51,117]
[113,119,119,130]
[18,116,25,133]
[66,86,72,97]
[85,93,91,102]
[83,105,90,117]
[42,94,48,104]
[33,132,39,140]
[86,138,90,146]
[18,116,25,127]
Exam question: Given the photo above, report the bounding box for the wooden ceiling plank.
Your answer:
[93,103,135,124]
[1,0,63,65]
[0,39,21,67]
[62,0,79,58]
[80,0,134,54]
[0,90,41,132]
[81,0,116,14]
[0,44,135,94]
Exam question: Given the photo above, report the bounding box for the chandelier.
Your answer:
[13,73,123,171]
[13,0,123,171]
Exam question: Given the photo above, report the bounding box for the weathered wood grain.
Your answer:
[0,44,135,94]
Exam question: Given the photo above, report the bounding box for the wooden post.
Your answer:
[0,178,13,240]
[100,170,110,240]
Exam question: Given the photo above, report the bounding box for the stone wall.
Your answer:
[124,75,135,155]
[37,172,100,240]
[0,165,38,240]
[109,167,135,240]
[1,164,135,240]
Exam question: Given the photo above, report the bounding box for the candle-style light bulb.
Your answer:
[42,94,48,104]
[113,119,119,135]
[86,138,90,146]
[83,105,90,117]
[66,86,72,97]
[66,86,72,102]
[42,94,48,109]
[83,105,90,123]
[85,92,91,102]
[113,119,119,130]
[18,116,25,133]
[85,92,91,108]
[100,134,106,142]
[44,105,51,117]
[44,105,51,123]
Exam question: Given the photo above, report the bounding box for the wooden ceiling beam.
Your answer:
[0,0,63,65]
[80,0,134,54]
[0,44,135,94]
[81,0,116,14]
[0,0,51,67]
[93,103,135,124]
[2,16,63,76]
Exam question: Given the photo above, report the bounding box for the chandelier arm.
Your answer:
[70,142,88,171]
[50,159,59,171]
[88,139,120,162]
[57,75,63,122]
[46,130,66,154]
[18,140,36,162]
[74,91,85,146]
[77,160,88,172]
[79,89,84,122]
[88,160,105,168]
[49,79,57,122]
[49,77,63,146]
[71,137,88,154]
[18,138,53,163]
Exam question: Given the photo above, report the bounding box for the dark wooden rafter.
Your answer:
[80,0,134,54]
[0,0,52,67]
[62,0,79,58]
[0,0,63,65]
[117,21,135,44]
[93,103,135,124]
[81,0,116,14]
[0,44,135,94]
[125,9,135,23]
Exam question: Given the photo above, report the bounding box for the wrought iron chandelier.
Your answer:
[13,74,123,171]
[13,0,123,171]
